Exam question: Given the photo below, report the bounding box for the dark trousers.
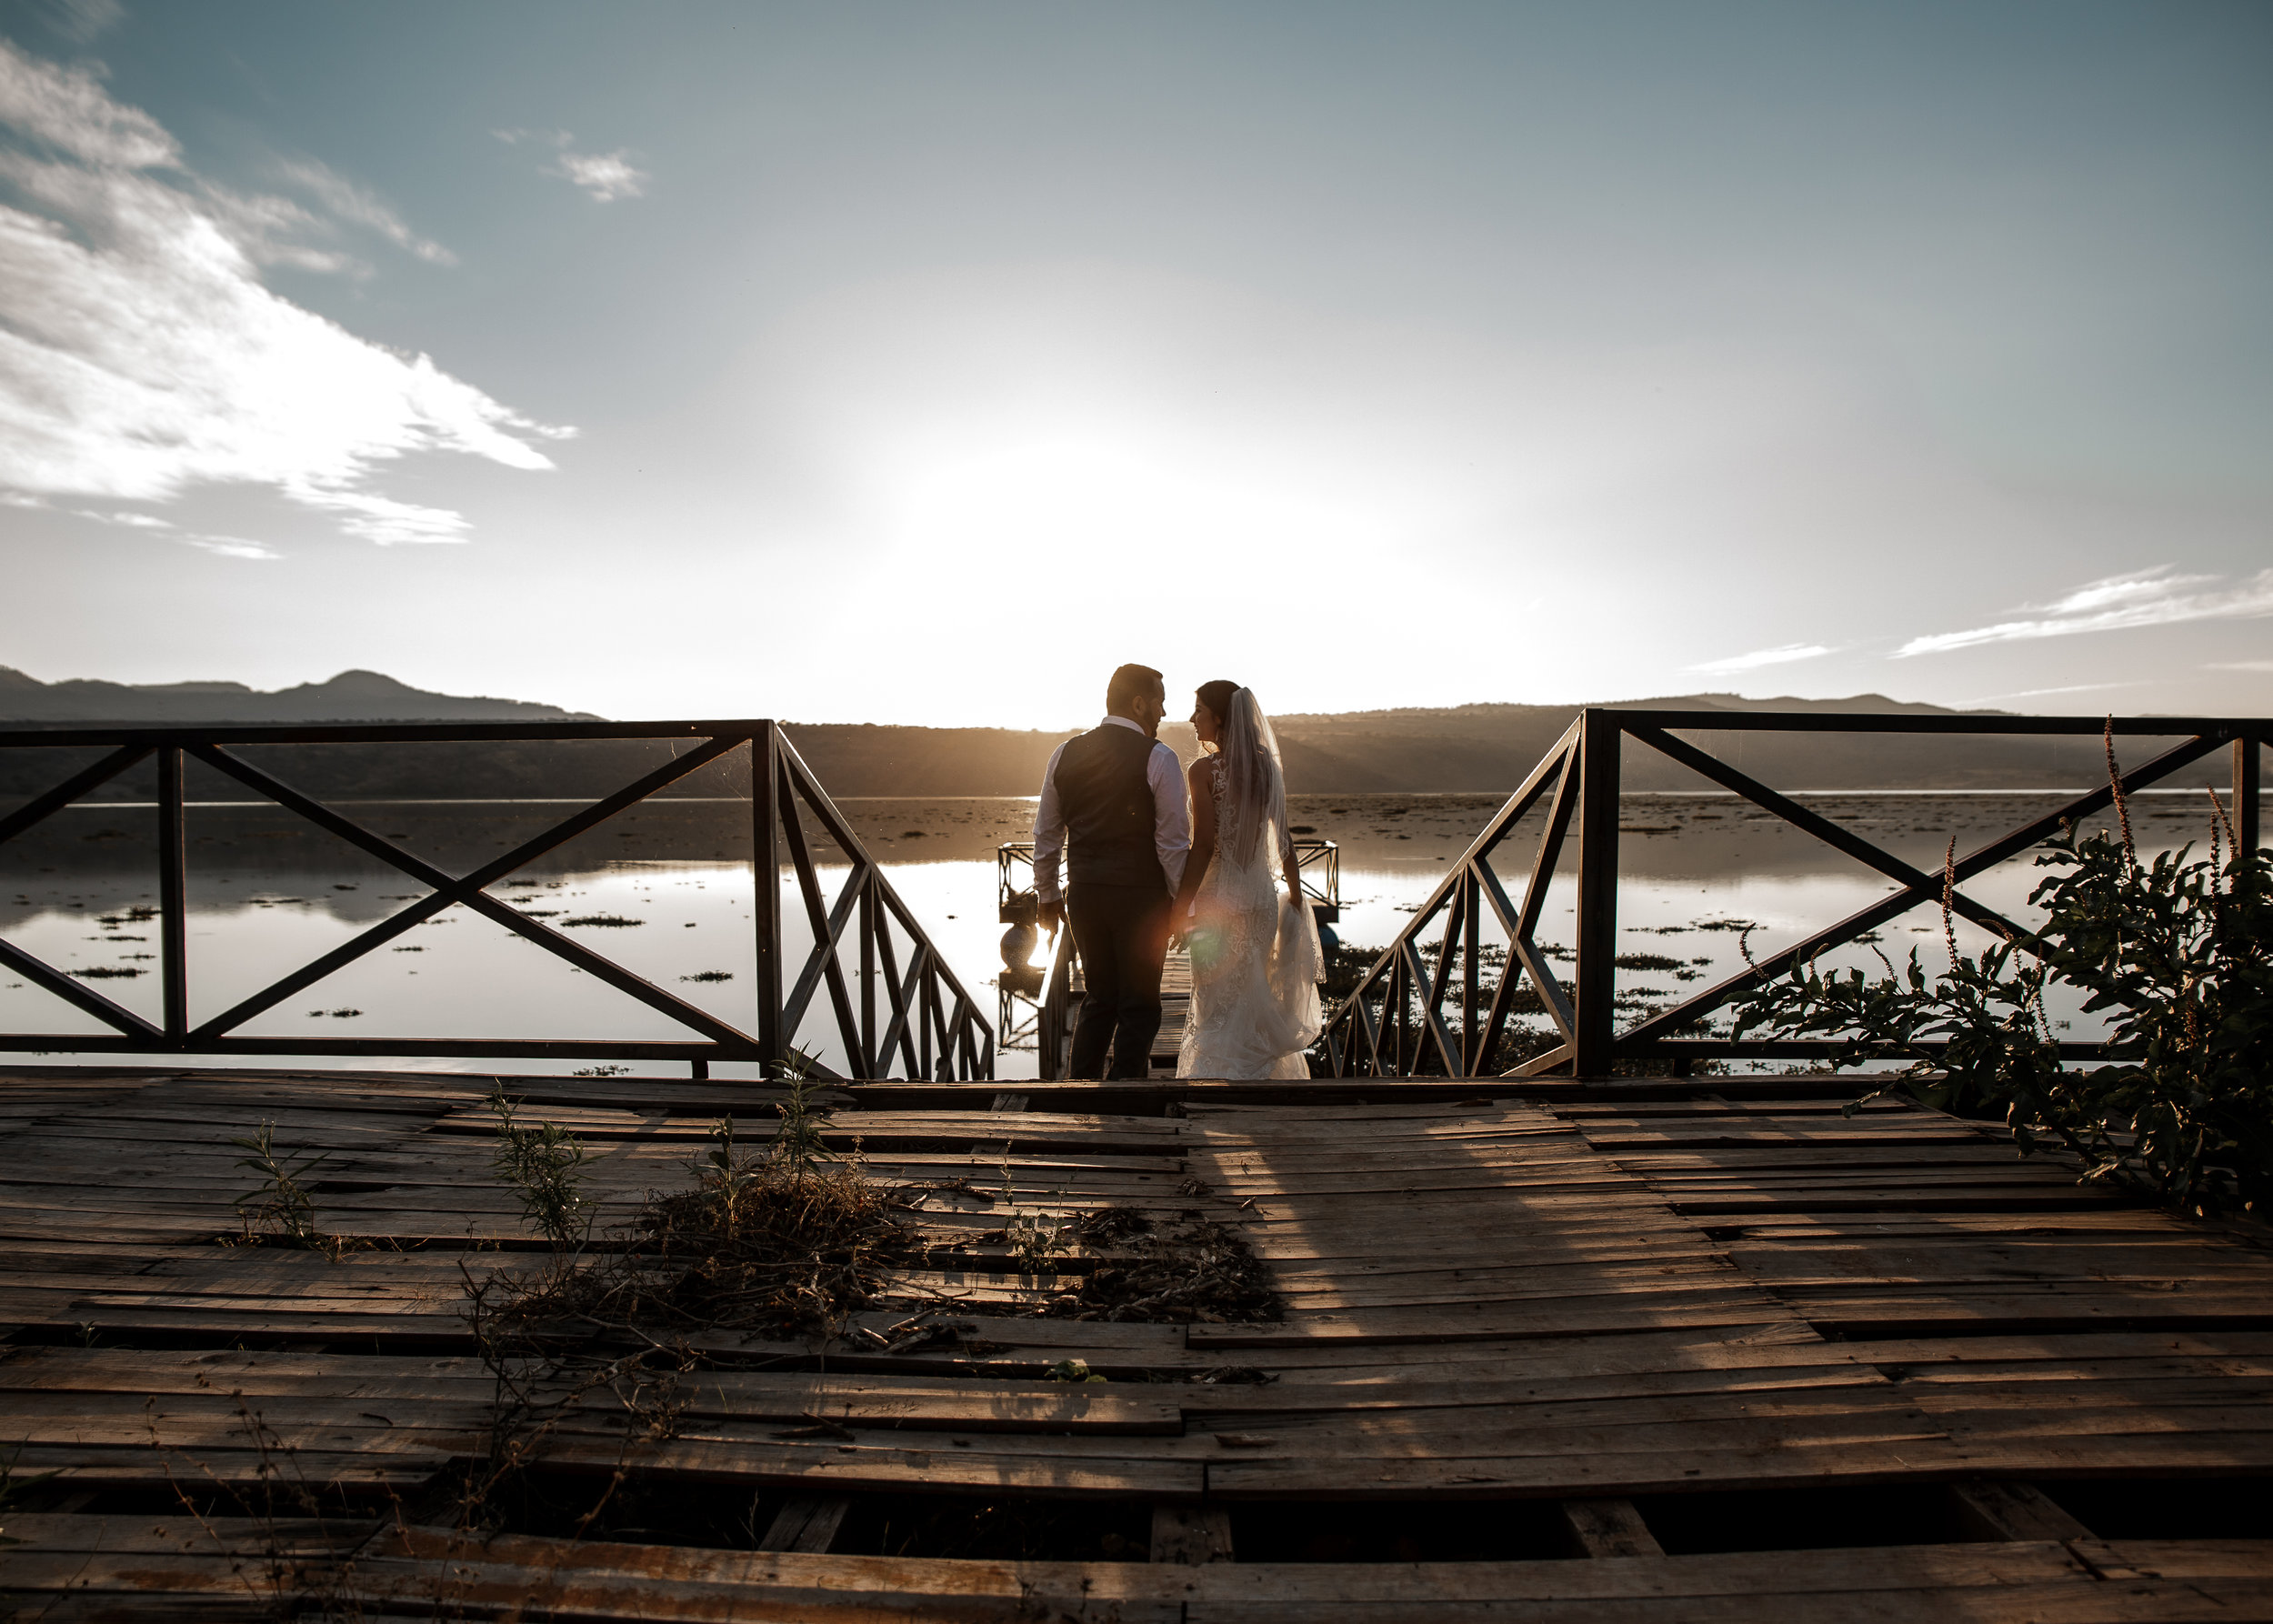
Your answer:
[1065,882,1172,1080]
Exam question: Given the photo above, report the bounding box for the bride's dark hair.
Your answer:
[1196,680,1240,729]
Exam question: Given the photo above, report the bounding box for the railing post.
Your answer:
[1382,950,1400,1073]
[1460,868,1480,1074]
[753,723,782,1072]
[858,871,876,1079]
[156,746,187,1046]
[2237,731,2261,855]
[1572,709,1621,1078]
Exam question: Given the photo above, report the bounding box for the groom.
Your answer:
[1031,664,1191,1079]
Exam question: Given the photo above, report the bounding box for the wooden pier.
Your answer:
[1056,943,1194,1078]
[3,1065,2270,1618]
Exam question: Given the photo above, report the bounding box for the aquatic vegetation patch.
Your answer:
[1612,952,1687,972]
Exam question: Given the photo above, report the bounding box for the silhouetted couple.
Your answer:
[1032,663,1324,1081]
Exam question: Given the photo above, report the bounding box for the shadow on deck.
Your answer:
[2,1064,2270,1619]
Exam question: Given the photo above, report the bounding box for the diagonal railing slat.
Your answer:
[0,746,153,847]
[774,757,866,1064]
[1629,725,2033,940]
[0,936,164,1039]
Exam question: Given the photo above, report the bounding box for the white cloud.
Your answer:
[70,506,170,527]
[1951,680,2141,706]
[1690,642,1835,675]
[271,158,456,266]
[65,504,275,557]
[0,41,568,545]
[181,535,281,560]
[495,127,648,201]
[2208,660,2273,673]
[556,149,647,202]
[0,32,170,165]
[1895,566,2273,657]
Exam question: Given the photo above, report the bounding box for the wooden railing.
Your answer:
[0,720,992,1080]
[1318,708,2265,1079]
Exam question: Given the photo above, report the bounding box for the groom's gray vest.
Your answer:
[1056,724,1162,890]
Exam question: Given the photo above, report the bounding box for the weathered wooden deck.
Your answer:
[3,1065,2271,1619]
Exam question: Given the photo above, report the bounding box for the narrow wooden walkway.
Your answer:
[1061,942,1193,1077]
[2,1067,2269,1619]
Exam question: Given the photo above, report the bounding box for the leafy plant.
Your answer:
[487,1087,594,1248]
[228,1120,331,1250]
[699,1113,756,1228]
[766,1048,833,1181]
[1730,756,2273,1215]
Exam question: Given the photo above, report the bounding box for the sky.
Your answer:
[0,0,2268,729]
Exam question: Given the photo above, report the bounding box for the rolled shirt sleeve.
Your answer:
[1031,741,1070,903]
[1149,741,1190,897]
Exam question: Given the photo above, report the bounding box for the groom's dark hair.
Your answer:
[1106,664,1165,716]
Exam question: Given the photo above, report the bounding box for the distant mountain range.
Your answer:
[0,666,2229,797]
[1262,693,2227,793]
[0,666,593,725]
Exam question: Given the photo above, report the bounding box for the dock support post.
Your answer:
[1572,710,1621,1078]
[759,1496,849,1553]
[1557,1498,1662,1558]
[1150,1505,1233,1564]
[1946,1481,2090,1542]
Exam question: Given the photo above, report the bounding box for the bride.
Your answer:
[1171,682,1326,1078]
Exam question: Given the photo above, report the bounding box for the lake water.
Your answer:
[0,790,2235,1079]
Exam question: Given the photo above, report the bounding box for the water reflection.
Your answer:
[1,792,2230,1078]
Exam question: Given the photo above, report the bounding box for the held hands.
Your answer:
[1169,895,1208,953]
[1039,898,1063,940]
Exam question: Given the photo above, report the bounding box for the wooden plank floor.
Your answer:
[2,1066,2269,1619]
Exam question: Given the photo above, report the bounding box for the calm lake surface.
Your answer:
[1,790,2232,1079]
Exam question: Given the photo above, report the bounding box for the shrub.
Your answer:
[1730,764,2271,1215]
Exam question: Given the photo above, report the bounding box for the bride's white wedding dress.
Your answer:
[1176,696,1326,1080]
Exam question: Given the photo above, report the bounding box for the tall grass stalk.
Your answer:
[486,1087,594,1249]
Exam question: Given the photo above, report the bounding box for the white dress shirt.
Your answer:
[1032,716,1189,902]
